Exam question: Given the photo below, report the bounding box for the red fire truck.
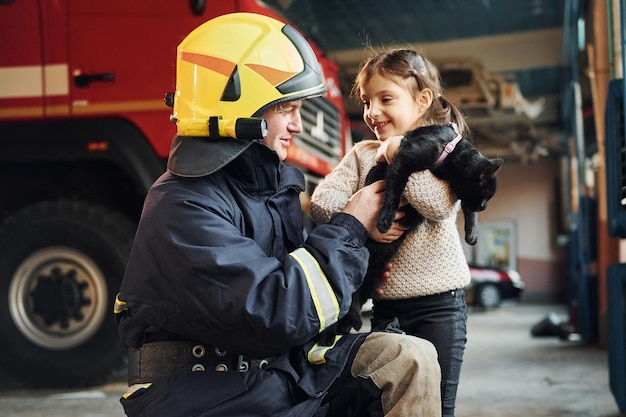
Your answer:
[0,0,350,387]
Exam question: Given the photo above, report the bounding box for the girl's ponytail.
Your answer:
[435,96,468,136]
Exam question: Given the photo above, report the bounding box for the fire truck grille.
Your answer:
[295,96,342,165]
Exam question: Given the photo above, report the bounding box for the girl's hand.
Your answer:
[368,210,408,243]
[375,263,393,298]
[376,135,403,164]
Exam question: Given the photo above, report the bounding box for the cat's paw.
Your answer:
[465,233,478,245]
[346,312,363,332]
[317,329,337,346]
[377,222,390,233]
[376,214,394,233]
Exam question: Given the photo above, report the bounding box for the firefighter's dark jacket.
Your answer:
[116,140,371,399]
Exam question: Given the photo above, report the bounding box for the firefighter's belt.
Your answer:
[128,341,274,385]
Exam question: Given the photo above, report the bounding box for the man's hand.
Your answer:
[342,179,409,242]
[341,180,386,232]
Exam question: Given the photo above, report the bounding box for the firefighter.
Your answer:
[114,12,441,417]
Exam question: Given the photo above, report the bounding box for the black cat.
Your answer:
[317,123,503,346]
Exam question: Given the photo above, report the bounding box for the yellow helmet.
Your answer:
[173,12,325,135]
[167,12,326,176]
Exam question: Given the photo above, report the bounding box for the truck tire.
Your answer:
[0,200,136,388]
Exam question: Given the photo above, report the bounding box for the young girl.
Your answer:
[310,47,470,417]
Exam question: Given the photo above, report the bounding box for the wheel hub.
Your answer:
[9,247,107,350]
[30,267,91,328]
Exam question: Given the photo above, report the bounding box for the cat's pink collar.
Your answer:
[432,123,462,167]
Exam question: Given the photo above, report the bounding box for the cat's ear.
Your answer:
[480,158,503,180]
[490,158,504,169]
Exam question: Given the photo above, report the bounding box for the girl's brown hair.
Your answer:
[351,47,468,135]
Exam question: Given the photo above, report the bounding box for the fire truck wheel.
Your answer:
[0,200,136,388]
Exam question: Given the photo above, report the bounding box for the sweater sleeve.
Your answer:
[403,169,460,221]
[311,141,378,225]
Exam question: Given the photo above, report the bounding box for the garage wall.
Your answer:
[461,154,568,302]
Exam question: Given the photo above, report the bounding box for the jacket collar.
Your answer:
[224,142,305,195]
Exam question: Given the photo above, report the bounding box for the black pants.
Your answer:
[321,336,383,417]
[372,289,467,417]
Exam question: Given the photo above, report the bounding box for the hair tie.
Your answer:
[408,69,417,76]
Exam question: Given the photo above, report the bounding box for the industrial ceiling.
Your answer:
[265,0,567,162]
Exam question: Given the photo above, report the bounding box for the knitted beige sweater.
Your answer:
[310,140,471,299]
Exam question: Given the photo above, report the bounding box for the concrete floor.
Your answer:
[0,303,623,416]
[455,303,623,417]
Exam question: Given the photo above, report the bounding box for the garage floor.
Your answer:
[0,303,622,417]
[359,302,622,417]
[454,303,623,417]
